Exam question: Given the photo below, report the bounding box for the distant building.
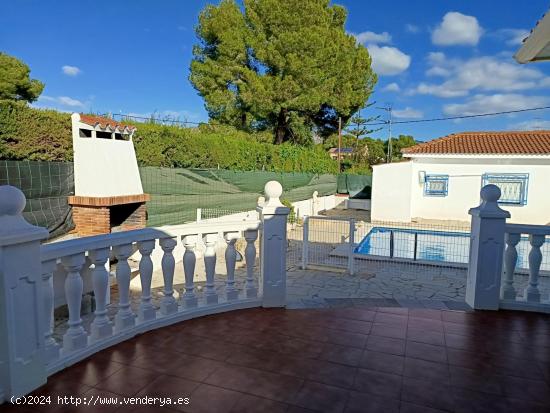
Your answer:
[328,147,354,160]
[371,131,550,224]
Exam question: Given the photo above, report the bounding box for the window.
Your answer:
[424,174,448,196]
[482,173,529,205]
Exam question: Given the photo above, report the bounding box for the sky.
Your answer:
[2,0,550,141]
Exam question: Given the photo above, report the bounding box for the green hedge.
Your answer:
[0,101,338,173]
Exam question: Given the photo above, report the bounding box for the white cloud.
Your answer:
[509,119,550,130]
[432,12,483,46]
[393,107,423,119]
[37,95,84,108]
[382,82,400,92]
[411,53,546,97]
[495,28,530,46]
[367,44,411,75]
[62,65,81,76]
[443,94,549,116]
[405,24,420,34]
[353,31,392,45]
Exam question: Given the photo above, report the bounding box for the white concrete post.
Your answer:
[0,186,49,399]
[348,219,355,275]
[466,185,510,310]
[258,181,289,307]
[312,191,319,215]
[302,216,309,270]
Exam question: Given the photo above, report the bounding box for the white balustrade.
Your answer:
[89,248,113,341]
[137,240,156,322]
[114,244,136,331]
[525,234,545,302]
[203,233,219,305]
[0,181,289,401]
[225,231,239,301]
[41,259,60,362]
[501,232,521,300]
[182,234,198,308]
[61,253,88,352]
[244,229,258,298]
[467,185,550,312]
[160,237,178,315]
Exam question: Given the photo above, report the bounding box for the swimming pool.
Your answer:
[354,227,550,271]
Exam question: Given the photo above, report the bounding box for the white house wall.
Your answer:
[408,157,550,224]
[371,161,413,222]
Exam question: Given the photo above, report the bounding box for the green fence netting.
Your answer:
[0,160,75,238]
[337,174,372,199]
[139,167,338,227]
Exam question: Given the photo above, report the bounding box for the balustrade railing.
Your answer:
[0,181,289,402]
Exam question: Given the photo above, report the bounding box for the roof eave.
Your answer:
[515,10,550,64]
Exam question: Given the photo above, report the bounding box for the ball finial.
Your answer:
[264,180,283,201]
[0,185,26,216]
[480,184,501,203]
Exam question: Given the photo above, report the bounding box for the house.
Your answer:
[371,131,550,224]
[328,147,353,160]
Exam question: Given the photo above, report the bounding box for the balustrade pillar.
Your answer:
[182,235,198,308]
[501,233,520,300]
[160,237,178,315]
[203,233,218,305]
[224,232,239,301]
[466,185,510,310]
[89,248,113,341]
[244,230,258,298]
[61,253,88,352]
[0,186,49,398]
[524,234,545,302]
[41,259,60,362]
[114,244,135,331]
[137,240,156,322]
[258,181,290,307]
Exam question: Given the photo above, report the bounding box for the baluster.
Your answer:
[182,235,198,308]
[225,232,240,301]
[114,244,136,331]
[244,230,258,298]
[524,234,545,302]
[89,248,113,341]
[203,233,219,304]
[137,240,156,322]
[42,259,60,362]
[160,237,178,315]
[61,253,87,352]
[501,232,521,300]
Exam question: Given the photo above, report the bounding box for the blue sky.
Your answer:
[2,0,550,141]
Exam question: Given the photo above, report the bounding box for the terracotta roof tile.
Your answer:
[79,114,136,131]
[402,131,550,155]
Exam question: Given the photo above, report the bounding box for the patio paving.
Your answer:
[9,306,550,412]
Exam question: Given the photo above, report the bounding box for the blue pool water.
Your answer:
[354,227,550,271]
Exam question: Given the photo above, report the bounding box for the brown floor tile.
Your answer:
[94,366,160,396]
[326,330,368,349]
[403,358,450,383]
[230,394,288,413]
[136,374,199,400]
[405,341,447,364]
[291,381,349,413]
[353,368,402,399]
[408,309,443,321]
[374,312,408,327]
[401,376,455,412]
[407,317,444,332]
[50,357,125,387]
[371,323,407,340]
[329,308,376,322]
[344,391,399,413]
[498,375,550,405]
[449,365,503,395]
[399,401,448,413]
[318,343,363,367]
[407,328,445,346]
[377,307,410,316]
[366,335,406,356]
[181,384,242,413]
[204,365,303,403]
[359,350,405,376]
[307,360,357,389]
[453,387,511,413]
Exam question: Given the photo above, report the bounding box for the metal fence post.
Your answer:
[348,218,355,275]
[413,232,418,261]
[302,216,309,270]
[389,230,394,259]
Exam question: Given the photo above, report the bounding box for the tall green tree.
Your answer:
[190,0,377,145]
[385,134,416,160]
[0,53,44,103]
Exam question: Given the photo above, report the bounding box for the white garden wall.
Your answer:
[371,162,413,222]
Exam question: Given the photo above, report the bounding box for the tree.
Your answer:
[385,134,416,160]
[0,53,44,103]
[190,0,377,145]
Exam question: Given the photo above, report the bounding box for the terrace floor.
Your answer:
[10,306,550,413]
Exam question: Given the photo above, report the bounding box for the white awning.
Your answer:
[515,10,550,63]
